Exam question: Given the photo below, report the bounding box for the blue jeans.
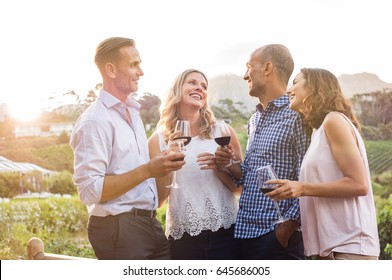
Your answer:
[169,225,242,260]
[241,230,304,260]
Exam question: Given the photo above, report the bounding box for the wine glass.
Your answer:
[173,120,192,146]
[257,165,289,224]
[211,120,239,167]
[166,140,185,189]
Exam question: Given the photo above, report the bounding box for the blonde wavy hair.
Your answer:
[301,68,360,131]
[157,69,215,142]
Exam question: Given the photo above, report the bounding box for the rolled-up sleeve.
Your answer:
[70,119,112,206]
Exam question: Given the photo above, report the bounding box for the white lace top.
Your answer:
[158,133,238,240]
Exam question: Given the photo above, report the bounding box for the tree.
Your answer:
[352,89,392,126]
[136,92,161,130]
[44,170,76,195]
[56,131,70,144]
[211,98,250,124]
[0,172,19,198]
[0,117,15,140]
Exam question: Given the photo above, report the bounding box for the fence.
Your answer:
[27,237,94,260]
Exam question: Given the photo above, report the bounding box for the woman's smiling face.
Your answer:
[180,72,208,109]
[289,71,310,112]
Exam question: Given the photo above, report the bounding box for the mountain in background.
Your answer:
[1,73,391,119]
[208,74,257,114]
[208,72,392,112]
[338,72,392,97]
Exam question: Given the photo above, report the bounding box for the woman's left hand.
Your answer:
[197,152,216,170]
[265,179,304,201]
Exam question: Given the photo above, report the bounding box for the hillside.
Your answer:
[208,74,257,113]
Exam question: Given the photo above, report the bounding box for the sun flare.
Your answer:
[9,101,43,122]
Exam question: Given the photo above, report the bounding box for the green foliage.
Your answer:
[362,123,392,141]
[351,89,392,140]
[136,92,161,131]
[211,98,251,124]
[378,195,392,260]
[0,172,19,198]
[0,196,93,259]
[0,137,74,172]
[43,236,94,258]
[352,89,392,126]
[365,141,392,174]
[157,203,167,231]
[372,171,392,199]
[44,170,76,195]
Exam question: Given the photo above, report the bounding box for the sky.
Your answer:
[0,0,391,121]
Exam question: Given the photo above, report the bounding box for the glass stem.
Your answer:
[171,171,177,186]
[274,201,284,219]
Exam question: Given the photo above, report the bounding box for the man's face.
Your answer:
[243,49,266,98]
[113,46,144,96]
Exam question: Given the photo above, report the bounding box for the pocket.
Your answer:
[273,230,287,249]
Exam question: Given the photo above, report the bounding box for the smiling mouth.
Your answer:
[190,93,202,100]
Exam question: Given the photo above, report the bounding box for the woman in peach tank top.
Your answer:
[266,68,380,260]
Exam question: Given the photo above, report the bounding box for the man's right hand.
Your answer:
[146,153,185,178]
[214,145,233,169]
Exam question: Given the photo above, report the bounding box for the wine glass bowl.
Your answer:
[211,120,239,167]
[257,165,289,224]
[166,140,185,189]
[173,120,192,146]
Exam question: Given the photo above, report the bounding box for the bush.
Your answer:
[44,170,76,195]
[378,195,392,260]
[0,196,93,259]
[0,172,19,198]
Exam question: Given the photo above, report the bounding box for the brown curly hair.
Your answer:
[300,68,360,131]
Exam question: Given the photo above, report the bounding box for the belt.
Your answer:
[130,208,156,218]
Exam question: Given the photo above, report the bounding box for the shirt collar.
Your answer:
[99,89,141,111]
[256,94,289,112]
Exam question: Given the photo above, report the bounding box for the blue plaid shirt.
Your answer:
[234,95,308,239]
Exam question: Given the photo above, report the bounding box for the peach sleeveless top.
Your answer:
[299,112,380,257]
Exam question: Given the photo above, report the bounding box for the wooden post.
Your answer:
[27,237,44,260]
[26,237,94,260]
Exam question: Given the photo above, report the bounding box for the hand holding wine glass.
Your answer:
[211,120,239,167]
[257,165,290,225]
[166,140,185,189]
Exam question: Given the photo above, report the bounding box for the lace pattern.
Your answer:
[157,133,239,240]
[167,197,237,240]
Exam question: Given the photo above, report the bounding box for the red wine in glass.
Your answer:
[173,136,191,146]
[257,165,289,224]
[172,155,185,162]
[214,136,231,147]
[212,120,239,167]
[259,187,275,194]
[173,120,192,146]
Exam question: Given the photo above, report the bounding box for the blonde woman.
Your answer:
[148,69,242,259]
[267,68,380,260]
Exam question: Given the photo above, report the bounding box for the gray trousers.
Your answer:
[87,210,169,260]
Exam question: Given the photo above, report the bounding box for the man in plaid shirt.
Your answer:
[215,44,308,259]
